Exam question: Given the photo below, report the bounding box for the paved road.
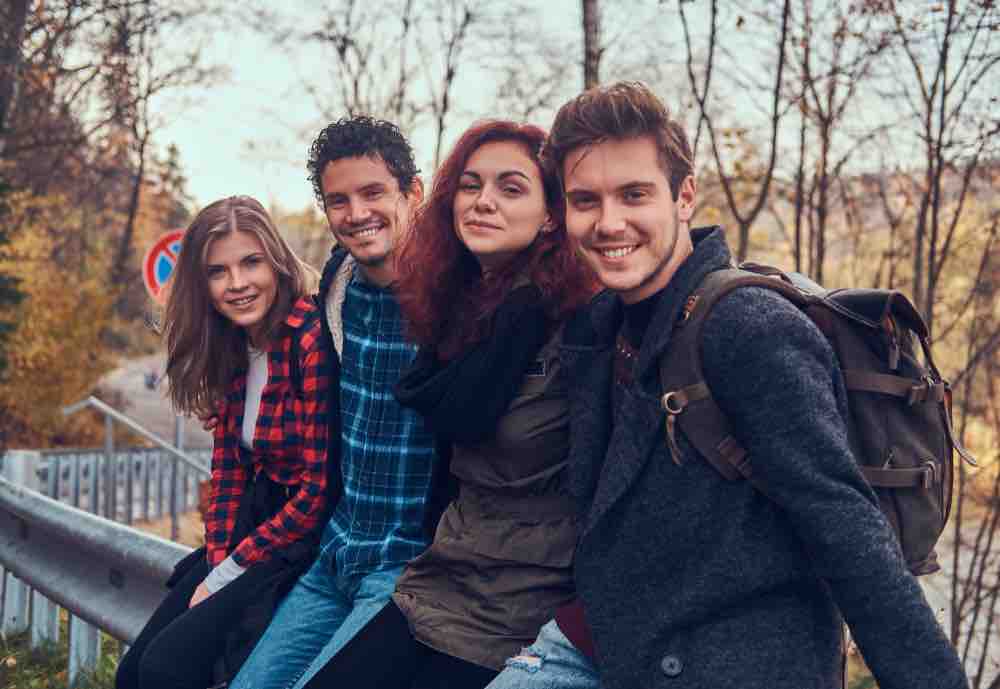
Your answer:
[101,352,213,449]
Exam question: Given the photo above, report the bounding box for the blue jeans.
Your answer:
[485,620,600,689]
[228,557,404,689]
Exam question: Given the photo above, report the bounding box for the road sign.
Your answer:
[143,230,184,304]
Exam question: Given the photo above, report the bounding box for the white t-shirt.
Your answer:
[241,346,268,449]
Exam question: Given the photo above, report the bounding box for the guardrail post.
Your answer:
[71,454,82,507]
[171,416,184,540]
[0,450,42,490]
[156,453,164,519]
[125,453,134,525]
[30,589,59,647]
[141,453,151,521]
[26,461,64,649]
[68,615,101,686]
[69,449,107,683]
[2,571,29,635]
[46,455,60,500]
[169,456,179,541]
[104,416,116,521]
[89,455,99,515]
[181,465,189,511]
[1,454,40,639]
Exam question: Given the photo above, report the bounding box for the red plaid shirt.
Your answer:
[205,296,331,567]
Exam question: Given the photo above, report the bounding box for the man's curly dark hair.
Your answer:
[307,116,420,207]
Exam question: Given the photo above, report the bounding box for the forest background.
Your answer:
[0,1,997,687]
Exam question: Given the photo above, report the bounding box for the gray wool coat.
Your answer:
[561,227,968,689]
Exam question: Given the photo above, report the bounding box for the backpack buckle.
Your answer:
[907,379,931,405]
[921,461,937,491]
[661,391,685,414]
[661,391,687,467]
[908,377,945,405]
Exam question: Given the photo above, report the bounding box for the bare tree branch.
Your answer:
[681,0,790,261]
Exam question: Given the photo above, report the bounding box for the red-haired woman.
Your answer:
[302,121,594,689]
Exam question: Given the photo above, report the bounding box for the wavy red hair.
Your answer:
[397,120,594,360]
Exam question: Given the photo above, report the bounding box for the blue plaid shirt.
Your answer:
[323,274,437,581]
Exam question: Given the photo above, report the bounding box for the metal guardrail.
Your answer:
[0,475,191,685]
[0,396,205,686]
[0,475,190,641]
[61,395,210,541]
[38,447,210,524]
[62,396,210,477]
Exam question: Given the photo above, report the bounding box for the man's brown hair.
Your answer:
[544,81,694,200]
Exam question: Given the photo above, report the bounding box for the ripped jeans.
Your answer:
[485,620,600,689]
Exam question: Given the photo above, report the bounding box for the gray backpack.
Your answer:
[658,263,977,575]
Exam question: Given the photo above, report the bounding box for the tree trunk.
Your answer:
[793,105,806,273]
[737,221,750,263]
[111,131,149,288]
[582,0,601,89]
[0,0,30,156]
[814,122,830,284]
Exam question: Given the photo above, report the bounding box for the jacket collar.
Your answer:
[318,246,351,303]
[319,247,354,359]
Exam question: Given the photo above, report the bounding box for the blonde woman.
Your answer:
[116,196,331,689]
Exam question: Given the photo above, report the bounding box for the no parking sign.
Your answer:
[143,230,184,304]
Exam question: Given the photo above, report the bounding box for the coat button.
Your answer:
[660,654,683,677]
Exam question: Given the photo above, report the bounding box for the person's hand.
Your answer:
[198,413,220,432]
[189,582,211,608]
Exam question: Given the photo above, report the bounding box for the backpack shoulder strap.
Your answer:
[658,267,809,483]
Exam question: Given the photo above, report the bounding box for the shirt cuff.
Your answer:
[202,554,246,593]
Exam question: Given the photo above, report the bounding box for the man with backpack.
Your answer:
[489,81,968,689]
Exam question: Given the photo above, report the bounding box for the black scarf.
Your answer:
[394,284,550,444]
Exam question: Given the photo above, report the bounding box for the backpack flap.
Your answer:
[826,289,926,334]
[824,289,929,371]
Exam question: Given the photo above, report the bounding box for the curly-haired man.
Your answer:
[229,116,451,689]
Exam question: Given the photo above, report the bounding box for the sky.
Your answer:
[151,0,886,221]
[156,1,594,215]
[105,0,974,234]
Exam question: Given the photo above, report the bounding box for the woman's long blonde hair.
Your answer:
[164,196,319,418]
